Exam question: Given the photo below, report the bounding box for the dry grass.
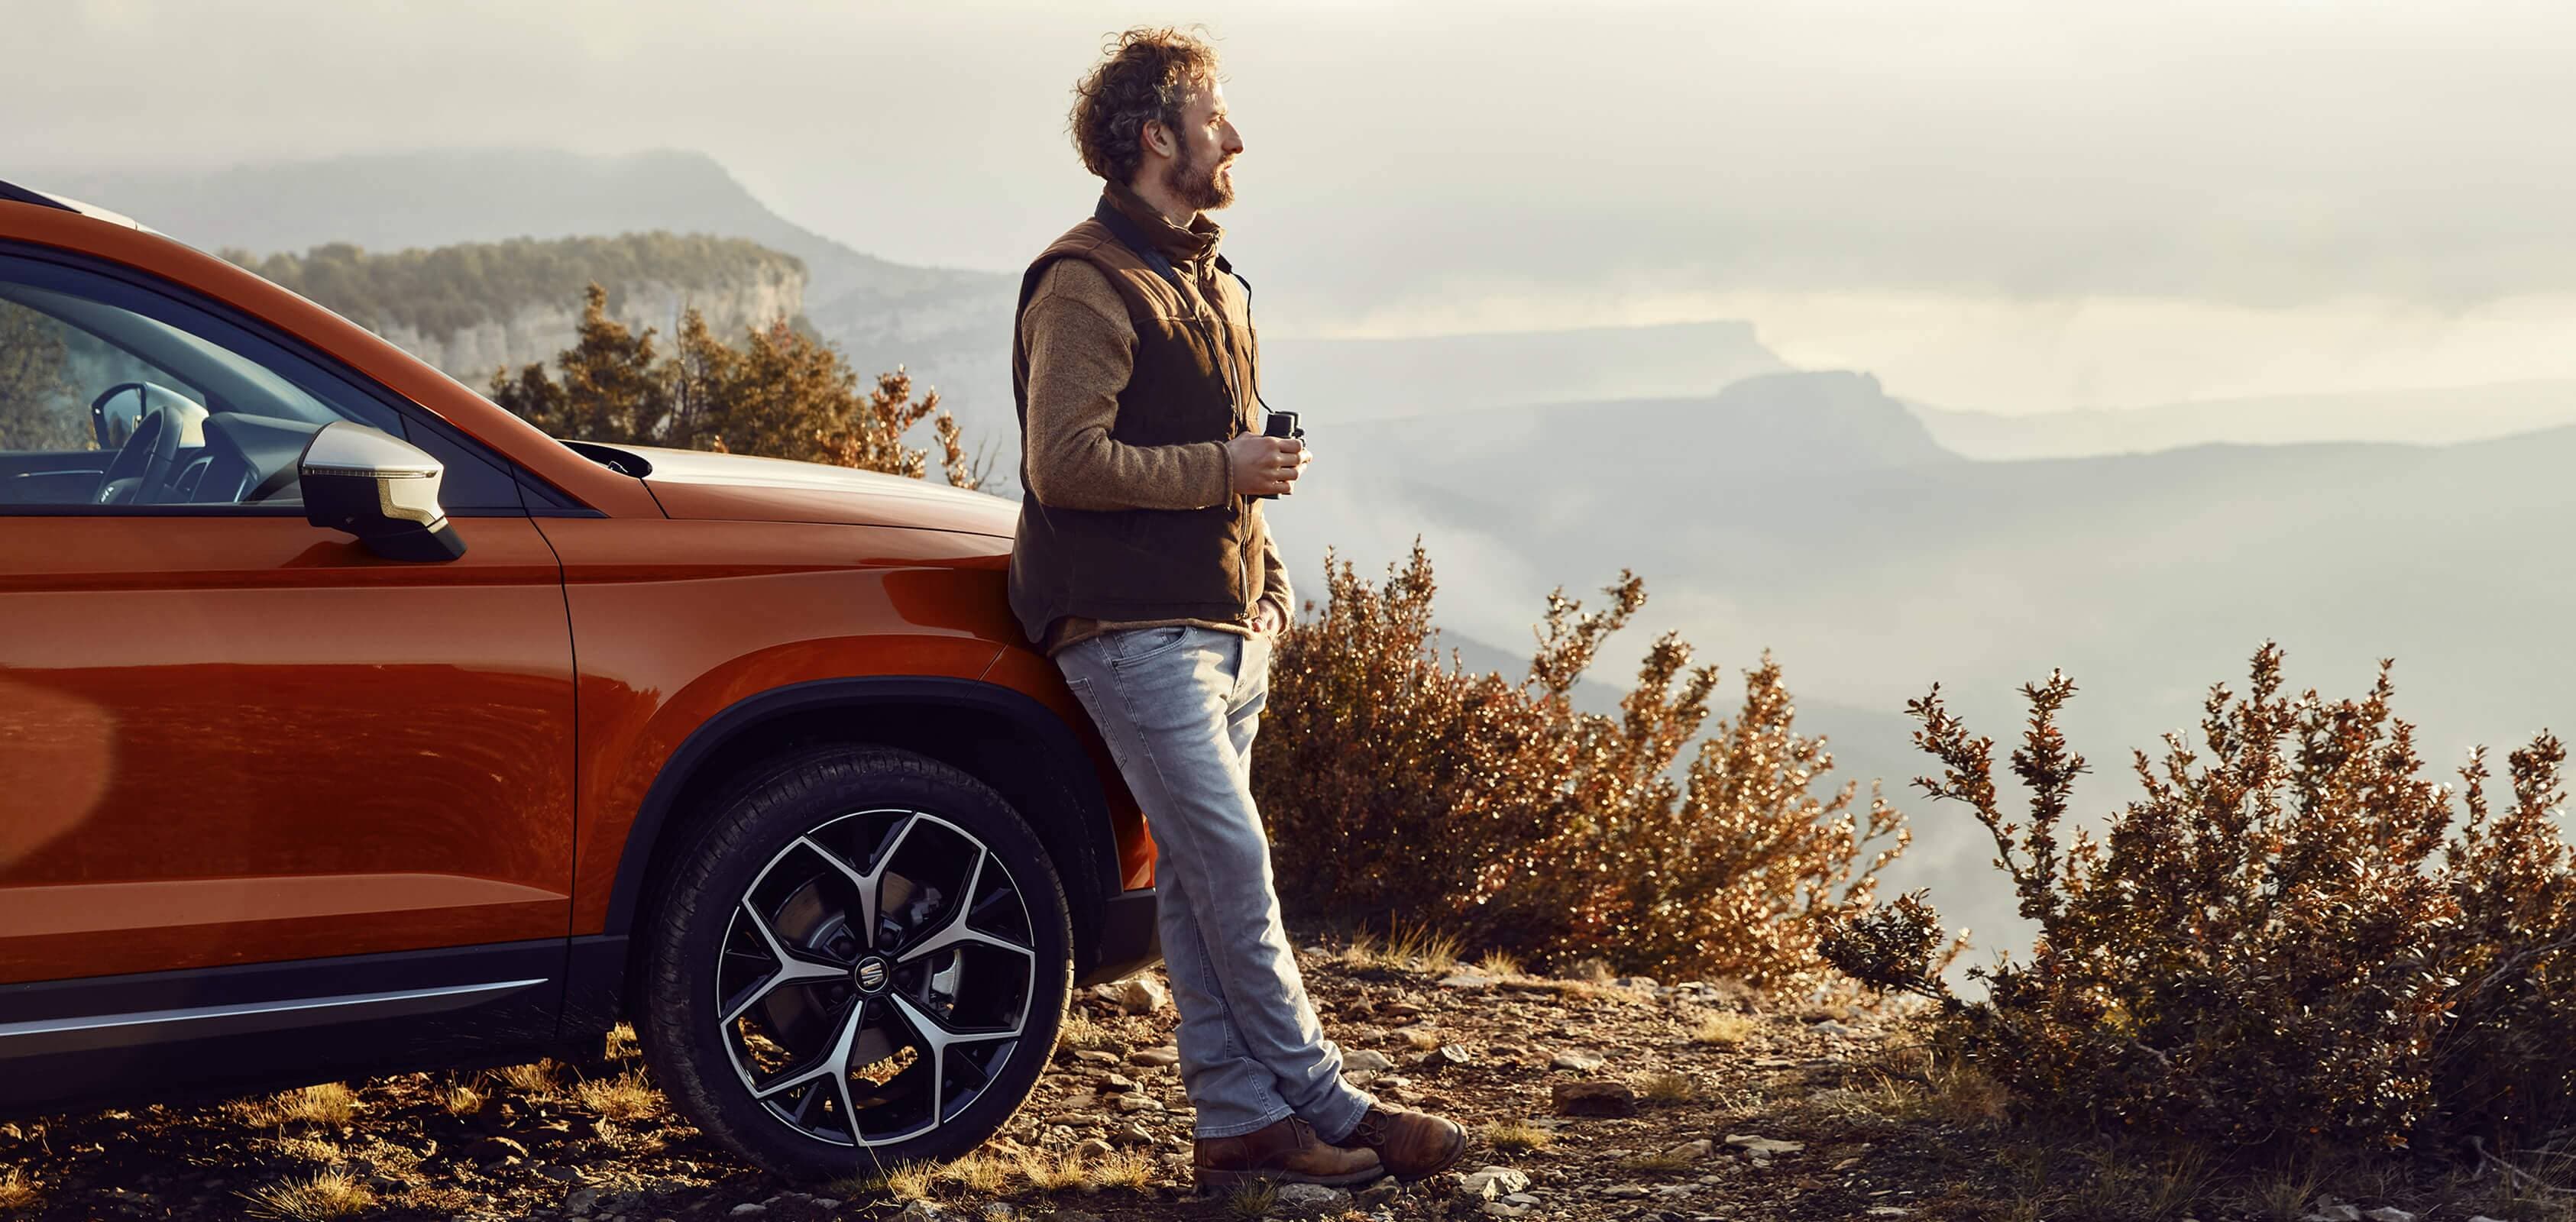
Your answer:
[604,1021,642,1060]
[1057,1007,1125,1053]
[1400,1026,1443,1052]
[1620,1147,1703,1174]
[0,1168,40,1213]
[829,1161,937,1203]
[1016,1150,1094,1192]
[1337,923,1464,975]
[433,1081,485,1117]
[1481,1120,1557,1153]
[229,1083,359,1128]
[1636,1071,1701,1104]
[1089,1149,1157,1191]
[939,1150,1018,1195]
[240,1171,374,1220]
[1474,949,1524,979]
[571,1069,661,1120]
[488,1061,559,1098]
[1692,1010,1757,1046]
[1389,923,1464,975]
[1228,1179,1280,1217]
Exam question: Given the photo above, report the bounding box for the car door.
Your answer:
[0,248,579,1104]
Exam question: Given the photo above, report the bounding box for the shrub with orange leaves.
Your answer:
[1824,643,2576,1159]
[1254,541,1905,991]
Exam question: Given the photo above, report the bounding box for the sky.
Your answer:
[15,0,2576,412]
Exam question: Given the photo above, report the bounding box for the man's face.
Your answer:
[1160,80,1243,212]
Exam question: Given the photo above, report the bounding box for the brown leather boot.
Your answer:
[1193,1116,1385,1189]
[1345,1104,1468,1181]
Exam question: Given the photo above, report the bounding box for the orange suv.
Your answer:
[0,183,1157,1178]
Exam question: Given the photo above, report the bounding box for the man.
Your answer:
[1008,27,1469,1191]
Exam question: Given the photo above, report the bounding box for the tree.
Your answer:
[0,301,84,451]
[489,283,977,489]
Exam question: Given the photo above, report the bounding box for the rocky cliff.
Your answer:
[375,270,803,383]
[228,232,806,383]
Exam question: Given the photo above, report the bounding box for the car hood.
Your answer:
[629,446,1017,538]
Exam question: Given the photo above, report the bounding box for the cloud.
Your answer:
[17,0,2576,314]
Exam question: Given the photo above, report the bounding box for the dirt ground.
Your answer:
[0,939,1970,1222]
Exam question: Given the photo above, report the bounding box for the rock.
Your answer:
[1484,1202,1533,1219]
[1437,973,1494,990]
[812,1201,843,1211]
[1355,1179,1403,1207]
[1811,1020,1857,1037]
[1128,1046,1181,1068]
[1458,1167,1532,1199]
[729,1207,768,1219]
[1603,1183,1649,1199]
[566,1188,604,1213]
[1117,976,1170,1014]
[2365,1212,2416,1222]
[1665,1139,1713,1159]
[2302,1210,2361,1222]
[1611,976,1659,991]
[1112,1122,1156,1147]
[1272,1182,1350,1217]
[1115,1092,1163,1113]
[980,1205,1020,1221]
[1073,1049,1123,1065]
[536,1165,583,1184]
[1416,1044,1473,1071]
[1549,1049,1608,1072]
[1867,1209,1913,1217]
[1076,1137,1117,1159]
[1723,1134,1805,1156]
[892,1204,947,1222]
[1053,1214,1105,1222]
[1103,1072,1136,1090]
[465,1136,529,1162]
[1344,1049,1397,1073]
[1552,1081,1639,1117]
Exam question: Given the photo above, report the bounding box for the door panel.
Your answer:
[0,514,575,984]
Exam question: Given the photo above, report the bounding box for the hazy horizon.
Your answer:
[17,0,2576,413]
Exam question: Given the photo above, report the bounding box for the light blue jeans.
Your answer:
[1057,624,1377,1141]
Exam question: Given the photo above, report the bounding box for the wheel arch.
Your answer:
[591,677,1128,1023]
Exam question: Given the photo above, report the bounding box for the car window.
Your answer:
[0,253,519,513]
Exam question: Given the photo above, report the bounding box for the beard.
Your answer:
[1164,141,1235,212]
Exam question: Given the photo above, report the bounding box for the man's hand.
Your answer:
[1227,434,1309,496]
[1254,600,1288,635]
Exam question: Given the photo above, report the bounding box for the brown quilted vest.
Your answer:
[1006,196,1269,644]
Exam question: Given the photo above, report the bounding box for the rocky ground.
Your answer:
[0,940,2554,1222]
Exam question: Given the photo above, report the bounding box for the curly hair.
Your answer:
[1069,27,1223,185]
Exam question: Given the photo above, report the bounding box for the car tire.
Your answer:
[638,744,1073,1180]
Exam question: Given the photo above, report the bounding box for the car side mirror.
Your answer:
[298,422,468,562]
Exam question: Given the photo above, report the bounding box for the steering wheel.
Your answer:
[91,382,185,506]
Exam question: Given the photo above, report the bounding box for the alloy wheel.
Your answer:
[715,807,1039,1148]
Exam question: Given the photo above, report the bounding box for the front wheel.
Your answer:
[638,745,1073,1179]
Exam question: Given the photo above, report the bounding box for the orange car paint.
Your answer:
[0,200,1152,988]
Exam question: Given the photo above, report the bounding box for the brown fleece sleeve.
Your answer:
[1021,260,1231,512]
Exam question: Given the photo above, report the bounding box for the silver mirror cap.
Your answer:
[302,420,444,480]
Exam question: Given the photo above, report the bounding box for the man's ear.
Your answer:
[1141,118,1175,160]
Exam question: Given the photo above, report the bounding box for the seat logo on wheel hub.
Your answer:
[853,955,892,994]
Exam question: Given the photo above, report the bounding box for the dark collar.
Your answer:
[1103,180,1221,267]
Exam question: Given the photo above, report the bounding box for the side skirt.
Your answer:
[0,939,567,1120]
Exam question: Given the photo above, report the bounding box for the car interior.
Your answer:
[0,280,357,509]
